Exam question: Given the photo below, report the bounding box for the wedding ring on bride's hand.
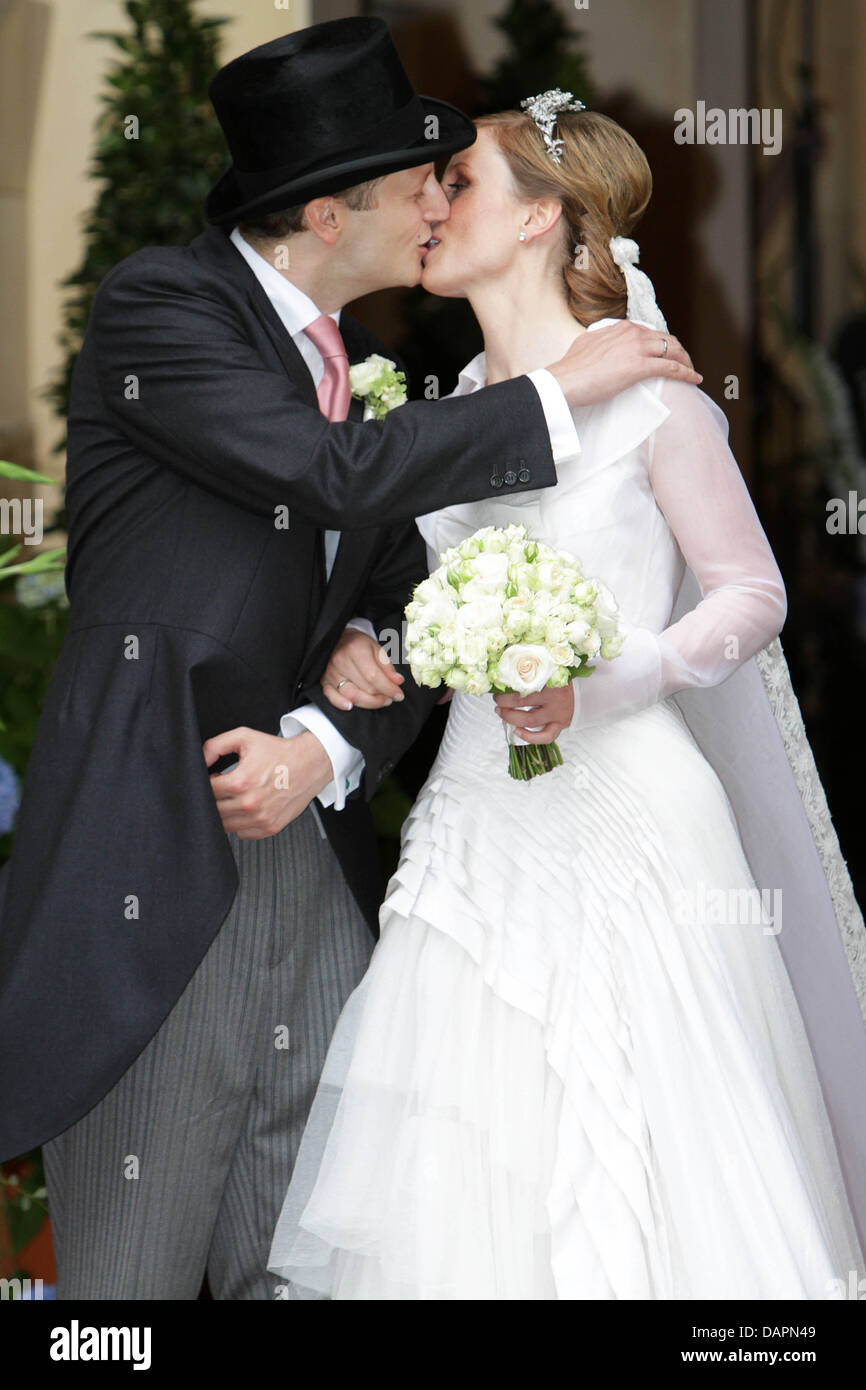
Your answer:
[660,337,668,356]
[336,679,350,690]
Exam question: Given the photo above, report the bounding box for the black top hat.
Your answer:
[205,17,477,226]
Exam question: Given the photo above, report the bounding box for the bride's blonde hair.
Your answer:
[474,109,652,326]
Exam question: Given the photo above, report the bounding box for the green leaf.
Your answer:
[0,548,66,582]
[47,0,230,438]
[0,460,59,486]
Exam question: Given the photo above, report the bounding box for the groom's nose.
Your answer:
[422,174,451,224]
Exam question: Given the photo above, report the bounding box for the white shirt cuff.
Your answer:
[344,616,378,640]
[279,703,365,811]
[527,368,581,463]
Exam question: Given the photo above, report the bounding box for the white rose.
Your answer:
[503,608,531,639]
[479,530,508,554]
[549,642,575,666]
[417,594,459,629]
[503,592,533,612]
[446,666,470,691]
[565,617,591,648]
[495,643,558,695]
[572,580,598,604]
[460,576,503,603]
[457,595,503,631]
[472,551,510,583]
[536,560,565,588]
[513,563,538,590]
[348,354,394,395]
[457,631,488,668]
[465,671,493,697]
[565,618,600,657]
[348,362,379,395]
[414,576,445,604]
[410,658,442,687]
[544,619,568,646]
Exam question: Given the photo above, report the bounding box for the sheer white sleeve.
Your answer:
[572,378,787,729]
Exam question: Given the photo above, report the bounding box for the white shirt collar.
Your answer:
[228,225,341,336]
[455,350,488,393]
[455,319,622,393]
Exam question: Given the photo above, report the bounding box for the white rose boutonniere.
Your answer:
[348,353,408,420]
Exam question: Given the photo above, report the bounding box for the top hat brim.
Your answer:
[205,95,476,227]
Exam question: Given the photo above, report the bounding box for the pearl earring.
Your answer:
[518,230,527,241]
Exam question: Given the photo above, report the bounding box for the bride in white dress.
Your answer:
[268,98,866,1299]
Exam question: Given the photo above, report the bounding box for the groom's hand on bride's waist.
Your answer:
[203,727,332,838]
[546,320,702,406]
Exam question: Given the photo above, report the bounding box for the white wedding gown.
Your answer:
[269,319,866,1299]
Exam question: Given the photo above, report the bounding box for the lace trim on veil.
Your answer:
[756,637,866,1022]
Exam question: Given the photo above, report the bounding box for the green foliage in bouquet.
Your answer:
[44,0,229,447]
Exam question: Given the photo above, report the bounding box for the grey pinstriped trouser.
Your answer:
[42,805,375,1300]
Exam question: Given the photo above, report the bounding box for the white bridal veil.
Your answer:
[669,572,866,1253]
[620,239,866,1251]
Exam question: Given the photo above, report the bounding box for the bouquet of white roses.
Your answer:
[405,523,623,780]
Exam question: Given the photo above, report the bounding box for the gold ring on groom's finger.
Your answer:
[660,337,668,356]
[336,679,350,690]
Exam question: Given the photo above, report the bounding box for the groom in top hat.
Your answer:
[0,18,697,1297]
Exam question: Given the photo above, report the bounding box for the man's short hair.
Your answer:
[237,176,384,241]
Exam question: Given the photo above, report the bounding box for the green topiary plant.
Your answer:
[44,0,229,451]
[482,0,593,115]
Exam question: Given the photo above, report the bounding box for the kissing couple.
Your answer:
[2,16,865,1300]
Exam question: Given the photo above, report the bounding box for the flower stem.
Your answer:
[506,738,563,780]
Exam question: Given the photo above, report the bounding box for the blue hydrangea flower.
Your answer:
[14,572,68,609]
[0,756,21,835]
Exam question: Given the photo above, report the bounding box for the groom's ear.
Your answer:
[304,196,344,247]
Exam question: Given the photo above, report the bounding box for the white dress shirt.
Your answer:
[228,224,581,810]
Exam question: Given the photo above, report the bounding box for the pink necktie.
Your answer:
[303,313,351,421]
